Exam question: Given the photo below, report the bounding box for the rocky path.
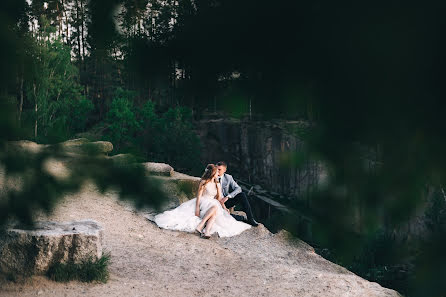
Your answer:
[0,183,401,297]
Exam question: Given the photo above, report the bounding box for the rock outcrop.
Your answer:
[0,140,403,296]
[0,155,402,297]
[0,220,103,277]
[142,162,174,177]
[155,171,200,201]
[6,138,113,155]
[59,138,113,155]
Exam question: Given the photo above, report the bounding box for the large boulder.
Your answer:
[6,139,113,155]
[0,220,103,277]
[156,172,200,202]
[143,162,174,177]
[142,171,201,221]
[59,138,113,155]
[5,140,47,153]
[109,153,137,165]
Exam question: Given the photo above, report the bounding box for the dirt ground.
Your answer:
[0,183,401,297]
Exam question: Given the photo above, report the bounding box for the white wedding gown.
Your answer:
[154,181,251,237]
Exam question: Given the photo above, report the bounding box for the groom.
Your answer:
[216,161,259,226]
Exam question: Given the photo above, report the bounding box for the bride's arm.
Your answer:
[216,182,230,213]
[196,181,204,217]
[216,181,223,201]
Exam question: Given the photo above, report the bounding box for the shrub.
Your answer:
[104,88,140,151]
[47,253,110,283]
[68,96,94,133]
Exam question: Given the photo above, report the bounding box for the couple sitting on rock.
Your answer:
[154,161,259,238]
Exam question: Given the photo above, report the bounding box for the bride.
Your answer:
[154,164,251,238]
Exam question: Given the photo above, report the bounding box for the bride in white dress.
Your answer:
[154,164,251,238]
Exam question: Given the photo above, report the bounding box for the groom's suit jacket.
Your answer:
[219,173,242,199]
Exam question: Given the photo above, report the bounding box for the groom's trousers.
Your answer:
[224,192,255,221]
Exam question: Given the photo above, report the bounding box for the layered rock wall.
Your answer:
[197,118,320,202]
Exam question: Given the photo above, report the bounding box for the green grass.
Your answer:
[47,253,110,283]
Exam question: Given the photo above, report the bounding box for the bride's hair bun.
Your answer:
[201,164,216,181]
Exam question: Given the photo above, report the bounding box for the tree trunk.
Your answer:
[18,74,24,125]
[75,0,82,61]
[80,0,86,62]
[62,0,70,45]
[250,98,253,120]
[33,83,38,139]
[57,2,62,37]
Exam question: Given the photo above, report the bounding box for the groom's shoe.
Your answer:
[247,219,259,227]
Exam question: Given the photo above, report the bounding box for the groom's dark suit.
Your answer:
[219,173,257,225]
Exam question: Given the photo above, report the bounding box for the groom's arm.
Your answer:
[227,176,242,198]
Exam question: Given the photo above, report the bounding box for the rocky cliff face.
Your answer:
[196,118,435,243]
[197,118,320,202]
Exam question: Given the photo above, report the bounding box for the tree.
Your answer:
[25,24,93,141]
[103,88,140,151]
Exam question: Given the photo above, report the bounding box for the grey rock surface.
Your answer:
[156,171,200,201]
[0,220,103,277]
[197,118,319,200]
[5,140,47,153]
[108,153,137,165]
[143,162,174,177]
[6,139,113,157]
[59,139,113,154]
